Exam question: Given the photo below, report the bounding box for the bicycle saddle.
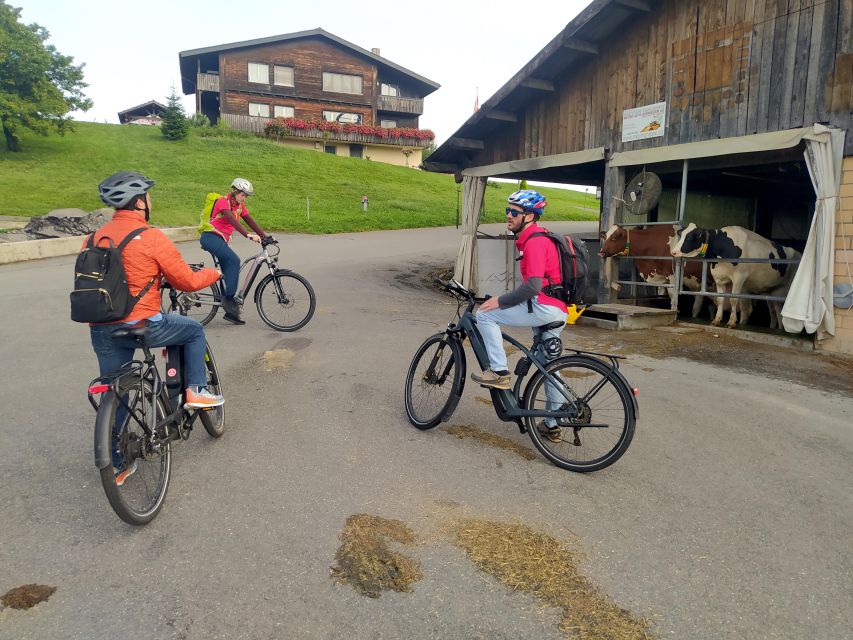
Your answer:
[538,321,565,331]
[111,319,150,339]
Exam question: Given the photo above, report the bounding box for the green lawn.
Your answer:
[0,122,599,233]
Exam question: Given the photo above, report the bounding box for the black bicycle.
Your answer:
[161,236,316,331]
[88,287,225,525]
[404,279,638,472]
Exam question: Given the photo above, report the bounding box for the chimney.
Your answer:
[371,47,380,56]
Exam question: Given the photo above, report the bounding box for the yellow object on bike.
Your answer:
[566,304,586,325]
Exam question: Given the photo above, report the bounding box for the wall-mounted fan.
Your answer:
[622,170,662,216]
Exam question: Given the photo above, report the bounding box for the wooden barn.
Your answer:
[178,28,439,167]
[424,0,853,355]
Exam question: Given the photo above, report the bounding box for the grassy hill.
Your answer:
[0,122,599,233]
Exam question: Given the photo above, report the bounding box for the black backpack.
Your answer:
[526,231,590,304]
[70,227,155,323]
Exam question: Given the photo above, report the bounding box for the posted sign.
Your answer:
[622,102,666,142]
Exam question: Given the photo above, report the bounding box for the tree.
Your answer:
[160,87,188,141]
[0,1,92,151]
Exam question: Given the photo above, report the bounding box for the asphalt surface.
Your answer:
[0,224,851,639]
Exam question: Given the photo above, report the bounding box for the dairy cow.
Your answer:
[599,224,711,317]
[670,223,801,328]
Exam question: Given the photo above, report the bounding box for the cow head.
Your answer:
[671,223,708,257]
[598,224,628,257]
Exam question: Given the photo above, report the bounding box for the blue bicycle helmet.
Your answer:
[507,189,547,214]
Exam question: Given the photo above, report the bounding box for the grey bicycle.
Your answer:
[404,278,638,472]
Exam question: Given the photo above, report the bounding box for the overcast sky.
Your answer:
[18,0,590,142]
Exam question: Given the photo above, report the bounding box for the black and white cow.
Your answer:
[670,223,801,329]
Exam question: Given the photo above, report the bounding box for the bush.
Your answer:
[189,113,210,128]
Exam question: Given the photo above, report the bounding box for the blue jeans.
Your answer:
[476,300,568,427]
[200,232,240,299]
[90,313,208,387]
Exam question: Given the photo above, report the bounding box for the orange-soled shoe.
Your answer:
[114,460,138,487]
[184,387,224,409]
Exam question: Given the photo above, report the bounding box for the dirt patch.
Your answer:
[331,514,422,598]
[262,348,294,372]
[474,395,494,407]
[452,519,653,639]
[441,423,537,461]
[1,584,56,610]
[388,263,453,293]
[569,325,853,396]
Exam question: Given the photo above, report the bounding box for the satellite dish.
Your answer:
[622,171,662,216]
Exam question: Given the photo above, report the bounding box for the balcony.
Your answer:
[221,113,433,147]
[197,73,219,92]
[376,95,424,115]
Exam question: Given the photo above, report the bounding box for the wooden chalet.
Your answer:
[425,0,853,355]
[178,28,439,167]
[117,101,166,125]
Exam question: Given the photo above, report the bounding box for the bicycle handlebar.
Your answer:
[261,235,278,247]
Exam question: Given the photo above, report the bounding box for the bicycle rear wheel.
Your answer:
[522,355,635,472]
[404,334,464,430]
[98,377,171,525]
[198,343,225,438]
[160,283,220,325]
[256,272,316,331]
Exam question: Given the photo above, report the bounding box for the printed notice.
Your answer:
[622,102,666,142]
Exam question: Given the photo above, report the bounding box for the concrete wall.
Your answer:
[818,156,853,356]
[281,138,423,167]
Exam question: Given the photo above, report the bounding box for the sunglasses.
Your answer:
[505,207,527,217]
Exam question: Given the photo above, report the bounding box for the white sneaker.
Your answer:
[184,387,224,409]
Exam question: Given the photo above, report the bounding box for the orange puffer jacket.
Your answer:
[82,209,220,324]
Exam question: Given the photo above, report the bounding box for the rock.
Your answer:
[0,231,33,243]
[23,208,112,239]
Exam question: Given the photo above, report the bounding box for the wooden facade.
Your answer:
[427,0,853,171]
[179,29,439,147]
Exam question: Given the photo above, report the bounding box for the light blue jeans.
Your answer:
[476,300,568,427]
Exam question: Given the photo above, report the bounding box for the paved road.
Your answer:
[1,224,851,639]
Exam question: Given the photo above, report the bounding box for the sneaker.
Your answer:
[537,422,563,443]
[114,460,138,487]
[222,299,245,325]
[470,369,512,389]
[184,387,225,409]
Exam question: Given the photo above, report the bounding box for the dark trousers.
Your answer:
[200,232,240,299]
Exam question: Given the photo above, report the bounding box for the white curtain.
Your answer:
[782,125,846,336]
[453,176,486,291]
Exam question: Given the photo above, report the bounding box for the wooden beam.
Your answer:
[484,110,517,123]
[520,78,555,92]
[448,137,485,151]
[421,161,461,174]
[562,37,599,55]
[613,0,651,12]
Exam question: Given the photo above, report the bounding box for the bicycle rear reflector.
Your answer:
[88,384,111,394]
[632,388,639,397]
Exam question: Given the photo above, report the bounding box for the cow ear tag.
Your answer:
[698,242,708,257]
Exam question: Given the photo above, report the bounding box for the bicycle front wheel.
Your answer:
[522,355,635,472]
[198,343,225,438]
[98,377,171,525]
[256,272,316,331]
[160,283,220,325]
[404,334,464,430]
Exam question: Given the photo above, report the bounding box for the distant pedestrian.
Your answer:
[361,194,369,212]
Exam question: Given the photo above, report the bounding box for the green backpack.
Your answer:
[198,192,224,235]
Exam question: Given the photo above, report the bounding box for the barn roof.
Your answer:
[117,100,166,124]
[424,0,657,173]
[178,28,440,96]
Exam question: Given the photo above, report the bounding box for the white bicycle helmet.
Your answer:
[231,178,254,196]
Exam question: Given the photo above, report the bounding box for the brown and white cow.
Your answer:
[599,224,711,317]
[670,223,801,328]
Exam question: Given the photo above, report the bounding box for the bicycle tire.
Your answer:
[255,272,316,332]
[98,377,171,525]
[404,334,464,430]
[522,355,635,472]
[198,343,225,438]
[160,283,220,326]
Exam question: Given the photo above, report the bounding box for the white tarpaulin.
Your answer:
[782,125,846,336]
[453,176,486,291]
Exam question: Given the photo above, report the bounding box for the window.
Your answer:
[274,105,294,118]
[248,62,269,84]
[380,119,397,128]
[324,145,337,154]
[349,145,363,159]
[322,72,362,95]
[323,110,362,125]
[249,103,269,117]
[274,65,294,87]
[380,83,398,97]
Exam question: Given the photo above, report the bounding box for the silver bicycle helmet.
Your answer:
[98,171,156,208]
[231,177,254,196]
